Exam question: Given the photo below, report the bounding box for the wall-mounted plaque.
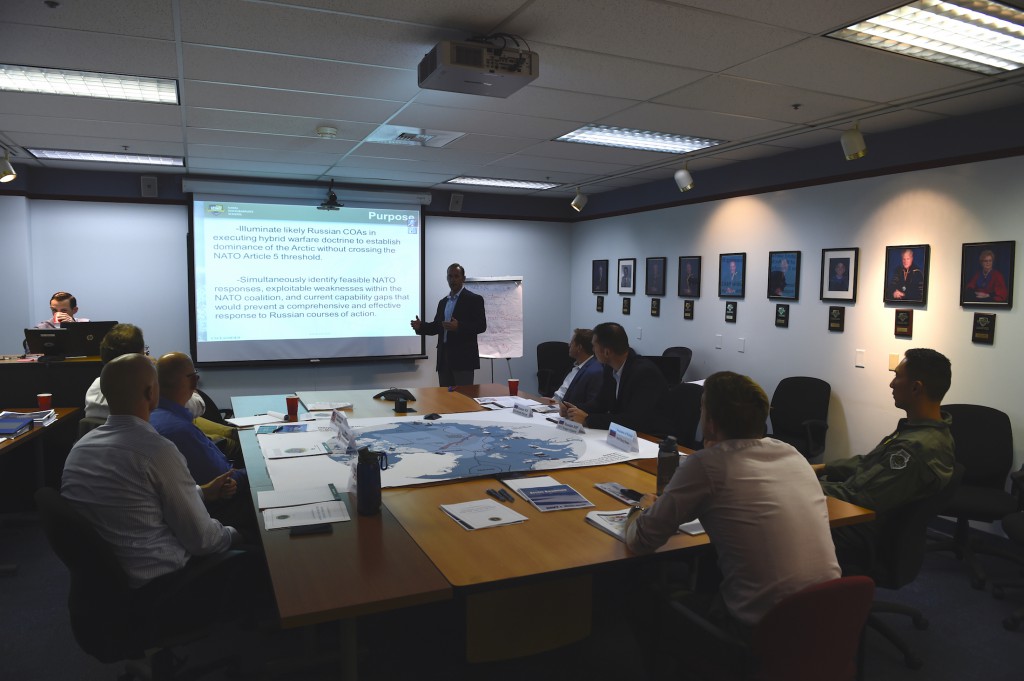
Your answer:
[828,306,845,332]
[725,301,737,323]
[683,299,694,320]
[622,297,631,315]
[894,308,913,337]
[596,295,604,313]
[972,312,996,344]
[775,304,790,328]
[650,298,660,317]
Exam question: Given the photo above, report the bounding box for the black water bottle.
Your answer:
[356,446,382,515]
[656,435,679,495]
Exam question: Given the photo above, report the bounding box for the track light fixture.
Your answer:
[674,164,694,192]
[571,187,588,212]
[0,148,16,183]
[841,122,867,161]
[317,179,343,210]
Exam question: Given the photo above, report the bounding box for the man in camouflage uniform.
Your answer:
[815,348,955,566]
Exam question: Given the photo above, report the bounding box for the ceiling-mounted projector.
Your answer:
[418,39,539,98]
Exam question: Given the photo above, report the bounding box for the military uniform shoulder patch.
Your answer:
[889,449,911,470]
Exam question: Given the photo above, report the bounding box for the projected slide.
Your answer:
[191,198,423,364]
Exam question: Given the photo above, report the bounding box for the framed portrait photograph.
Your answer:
[678,256,701,298]
[820,247,859,302]
[883,244,930,304]
[960,241,1014,309]
[617,258,636,295]
[591,259,609,294]
[767,251,800,300]
[719,252,746,298]
[645,257,667,296]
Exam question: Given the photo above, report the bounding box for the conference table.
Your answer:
[0,355,102,409]
[0,407,80,489]
[233,384,875,672]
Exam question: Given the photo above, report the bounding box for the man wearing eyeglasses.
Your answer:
[151,353,255,539]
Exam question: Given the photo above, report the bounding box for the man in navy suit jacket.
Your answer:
[554,328,604,409]
[562,322,669,434]
[411,263,487,386]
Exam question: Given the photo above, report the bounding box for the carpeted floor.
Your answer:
[3,516,1024,680]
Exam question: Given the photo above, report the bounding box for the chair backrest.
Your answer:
[661,382,704,449]
[749,576,875,681]
[873,463,964,589]
[943,404,1013,489]
[768,376,831,458]
[34,487,142,663]
[196,388,233,426]
[662,346,693,378]
[77,416,105,440]
[644,354,682,385]
[535,341,572,397]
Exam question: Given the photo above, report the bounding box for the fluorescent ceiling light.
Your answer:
[828,0,1024,75]
[556,125,726,154]
[446,177,560,190]
[0,64,179,103]
[27,148,184,166]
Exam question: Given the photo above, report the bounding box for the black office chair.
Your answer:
[34,487,242,680]
[536,341,572,398]
[662,346,693,380]
[77,416,105,439]
[645,354,682,386]
[927,404,1016,589]
[766,376,830,463]
[992,471,1024,630]
[196,388,234,427]
[855,464,963,670]
[658,382,703,450]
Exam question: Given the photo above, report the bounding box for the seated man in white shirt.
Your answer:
[624,371,840,633]
[61,354,242,590]
[35,290,90,329]
[552,328,603,408]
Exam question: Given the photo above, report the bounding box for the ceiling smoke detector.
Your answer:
[316,126,338,139]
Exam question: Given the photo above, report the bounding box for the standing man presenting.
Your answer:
[411,263,487,387]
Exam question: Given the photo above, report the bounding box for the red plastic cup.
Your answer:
[286,395,299,422]
[507,378,519,397]
[37,393,53,410]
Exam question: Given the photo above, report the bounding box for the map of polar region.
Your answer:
[341,419,587,487]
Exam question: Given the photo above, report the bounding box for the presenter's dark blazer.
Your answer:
[417,288,487,371]
[563,358,604,411]
[585,349,669,434]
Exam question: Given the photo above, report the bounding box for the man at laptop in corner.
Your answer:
[35,291,90,329]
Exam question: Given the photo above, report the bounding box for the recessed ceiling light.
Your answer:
[27,148,184,166]
[446,177,560,190]
[828,0,1024,75]
[556,125,726,154]
[0,64,179,103]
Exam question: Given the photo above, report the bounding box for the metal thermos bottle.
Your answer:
[656,436,679,495]
[356,446,382,515]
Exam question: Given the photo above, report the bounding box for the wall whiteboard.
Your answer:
[466,277,523,359]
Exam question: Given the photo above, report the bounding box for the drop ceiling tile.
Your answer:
[187,144,344,165]
[0,114,183,143]
[442,134,542,155]
[186,128,358,154]
[350,142,502,165]
[187,108,378,141]
[517,140,674,166]
[183,82,404,123]
[669,0,901,34]
[914,85,1024,117]
[726,36,978,103]
[183,45,419,101]
[653,75,876,124]
[0,24,178,77]
[600,103,792,142]
[3,0,176,39]
[390,103,581,139]
[270,0,528,30]
[188,157,333,176]
[487,154,631,176]
[503,0,805,71]
[412,87,636,121]
[11,132,184,157]
[0,92,182,125]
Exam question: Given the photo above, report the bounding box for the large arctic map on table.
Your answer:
[261,410,657,491]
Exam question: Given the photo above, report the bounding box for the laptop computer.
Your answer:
[24,327,68,359]
[60,320,118,356]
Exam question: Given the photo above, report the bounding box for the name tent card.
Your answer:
[328,409,356,453]
[512,403,534,418]
[607,422,639,453]
[556,418,585,435]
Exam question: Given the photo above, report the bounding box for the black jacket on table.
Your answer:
[416,288,487,371]
[584,349,669,434]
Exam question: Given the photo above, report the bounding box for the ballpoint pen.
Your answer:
[497,489,515,503]
[485,488,503,502]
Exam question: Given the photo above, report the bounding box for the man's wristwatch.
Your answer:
[626,503,646,520]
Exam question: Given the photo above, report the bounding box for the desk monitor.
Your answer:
[24,327,68,359]
[59,320,118,357]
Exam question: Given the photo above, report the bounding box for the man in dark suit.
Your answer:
[561,322,669,434]
[411,262,487,386]
[553,328,603,408]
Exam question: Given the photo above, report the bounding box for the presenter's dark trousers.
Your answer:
[437,345,475,387]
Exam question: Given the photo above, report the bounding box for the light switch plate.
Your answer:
[715,334,722,349]
[855,349,865,368]
[888,354,900,371]
[737,337,745,353]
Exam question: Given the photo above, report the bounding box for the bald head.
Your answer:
[157,352,198,406]
[100,354,159,417]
